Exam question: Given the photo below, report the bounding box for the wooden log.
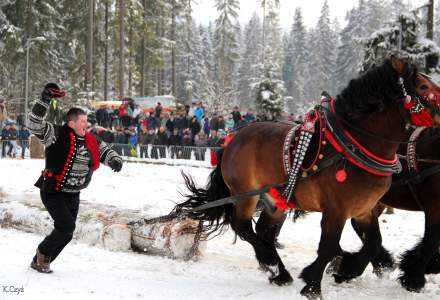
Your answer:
[0,196,204,260]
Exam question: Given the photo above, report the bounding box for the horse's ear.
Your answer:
[391,55,405,75]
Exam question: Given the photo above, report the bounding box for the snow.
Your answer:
[0,158,439,299]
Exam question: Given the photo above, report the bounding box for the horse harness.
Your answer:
[278,98,403,210]
[392,127,440,210]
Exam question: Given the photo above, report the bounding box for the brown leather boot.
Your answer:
[30,249,53,273]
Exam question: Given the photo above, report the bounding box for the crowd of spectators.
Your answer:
[90,99,273,160]
[1,96,298,161]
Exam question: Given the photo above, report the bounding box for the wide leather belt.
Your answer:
[322,101,402,175]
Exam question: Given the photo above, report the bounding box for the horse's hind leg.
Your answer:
[399,213,440,292]
[299,212,346,299]
[255,209,293,285]
[352,217,395,276]
[425,249,440,274]
[334,212,382,283]
[230,196,292,286]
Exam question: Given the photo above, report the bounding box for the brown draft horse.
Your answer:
[172,57,440,299]
[332,126,440,292]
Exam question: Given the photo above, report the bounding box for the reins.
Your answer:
[320,105,440,145]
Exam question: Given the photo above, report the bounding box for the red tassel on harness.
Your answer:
[404,98,434,127]
[210,150,218,167]
[269,187,295,210]
[335,169,347,183]
[410,110,434,127]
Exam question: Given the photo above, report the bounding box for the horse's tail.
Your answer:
[171,149,232,238]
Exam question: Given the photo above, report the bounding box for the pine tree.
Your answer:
[253,0,285,117]
[283,7,308,112]
[335,8,362,91]
[362,13,440,73]
[365,0,388,34]
[197,24,216,108]
[314,0,336,96]
[237,13,262,109]
[213,0,240,112]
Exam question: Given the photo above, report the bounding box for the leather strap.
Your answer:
[322,101,402,176]
[406,126,427,173]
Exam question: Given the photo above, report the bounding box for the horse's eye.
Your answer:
[419,84,429,90]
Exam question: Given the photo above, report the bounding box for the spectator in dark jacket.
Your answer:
[190,117,201,141]
[194,132,208,161]
[244,110,256,123]
[8,123,18,157]
[96,106,110,128]
[209,113,219,133]
[147,113,157,130]
[1,123,11,157]
[181,129,193,159]
[207,130,220,148]
[152,126,168,159]
[174,114,186,132]
[168,128,182,159]
[155,102,163,119]
[236,116,248,129]
[218,115,225,130]
[166,115,176,134]
[18,125,31,158]
[114,127,127,156]
[138,128,156,158]
[231,106,241,128]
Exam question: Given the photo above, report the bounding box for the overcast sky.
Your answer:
[192,0,427,29]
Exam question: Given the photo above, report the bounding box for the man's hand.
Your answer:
[41,87,54,103]
[109,156,123,172]
[41,83,66,103]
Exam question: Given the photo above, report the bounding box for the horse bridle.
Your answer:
[324,74,440,145]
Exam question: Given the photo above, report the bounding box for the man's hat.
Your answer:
[45,82,66,98]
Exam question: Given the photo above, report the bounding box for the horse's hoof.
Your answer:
[372,265,395,278]
[333,273,353,284]
[425,253,440,274]
[269,271,293,286]
[300,284,322,299]
[399,273,425,292]
[326,255,342,274]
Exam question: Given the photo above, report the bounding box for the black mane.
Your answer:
[334,59,418,120]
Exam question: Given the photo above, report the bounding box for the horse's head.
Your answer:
[391,56,440,126]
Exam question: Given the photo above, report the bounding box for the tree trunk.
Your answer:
[128,24,133,97]
[86,0,94,100]
[159,5,165,95]
[171,0,177,96]
[426,0,435,73]
[119,0,125,100]
[140,0,148,96]
[186,0,192,104]
[104,0,109,101]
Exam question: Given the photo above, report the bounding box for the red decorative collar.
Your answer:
[324,99,400,177]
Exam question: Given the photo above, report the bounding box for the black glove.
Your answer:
[41,88,53,103]
[41,83,66,103]
[109,156,123,172]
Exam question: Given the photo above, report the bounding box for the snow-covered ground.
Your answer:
[0,158,439,300]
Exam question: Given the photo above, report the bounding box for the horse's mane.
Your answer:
[334,59,418,120]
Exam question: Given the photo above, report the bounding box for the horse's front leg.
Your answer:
[299,212,346,299]
[334,211,383,282]
[399,215,440,291]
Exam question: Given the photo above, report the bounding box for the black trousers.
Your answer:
[36,191,80,262]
